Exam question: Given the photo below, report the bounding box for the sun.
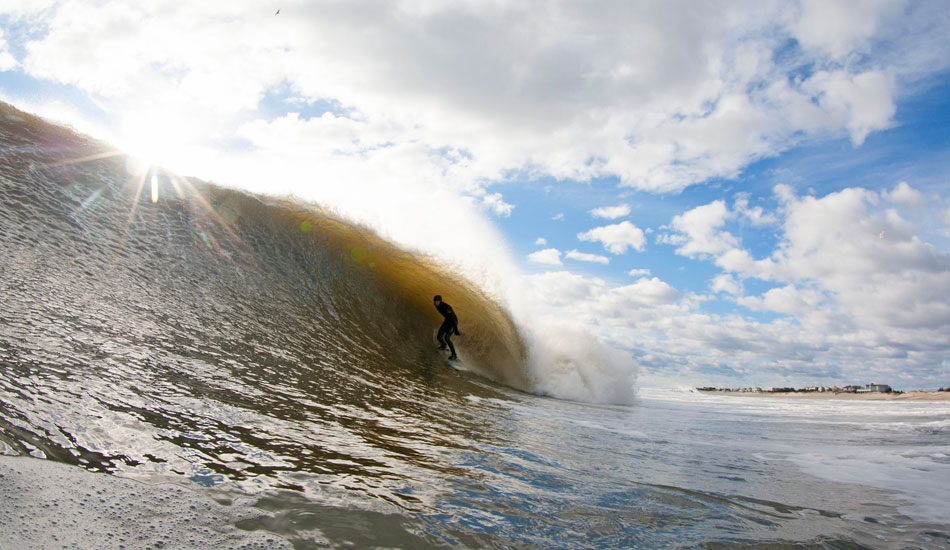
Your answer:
[116,111,200,176]
[115,111,209,206]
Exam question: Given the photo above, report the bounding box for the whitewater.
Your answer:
[1,103,949,549]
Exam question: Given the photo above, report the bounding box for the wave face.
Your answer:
[4,106,527,384]
[0,103,530,493]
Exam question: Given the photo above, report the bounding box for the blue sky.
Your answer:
[1,1,948,396]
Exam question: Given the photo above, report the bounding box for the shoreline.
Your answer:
[698,390,950,402]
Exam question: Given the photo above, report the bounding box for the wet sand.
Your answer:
[701,390,950,402]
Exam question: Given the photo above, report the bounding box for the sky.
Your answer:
[1,1,948,391]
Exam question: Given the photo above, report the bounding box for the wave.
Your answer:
[0,101,636,405]
[1,101,533,390]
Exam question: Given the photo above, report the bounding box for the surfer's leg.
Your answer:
[443,327,456,358]
[437,322,450,350]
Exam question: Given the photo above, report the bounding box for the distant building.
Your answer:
[697,383,895,394]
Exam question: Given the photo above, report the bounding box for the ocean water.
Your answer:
[1,103,949,549]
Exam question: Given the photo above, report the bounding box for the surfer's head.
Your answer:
[433,295,442,305]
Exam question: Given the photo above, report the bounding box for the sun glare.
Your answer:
[117,112,198,176]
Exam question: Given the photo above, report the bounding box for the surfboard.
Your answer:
[441,349,465,370]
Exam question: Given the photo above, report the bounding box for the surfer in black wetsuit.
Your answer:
[433,295,460,360]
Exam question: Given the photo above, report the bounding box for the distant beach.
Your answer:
[700,390,950,402]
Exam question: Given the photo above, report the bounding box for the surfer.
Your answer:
[433,295,460,360]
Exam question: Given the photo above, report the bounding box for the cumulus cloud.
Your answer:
[767,187,950,335]
[790,0,893,60]
[659,200,737,257]
[590,204,630,219]
[710,274,742,296]
[565,250,610,264]
[527,248,563,266]
[535,237,548,246]
[660,194,775,263]
[883,181,926,208]
[712,185,946,376]
[520,271,602,309]
[520,178,949,385]
[803,69,896,145]
[594,181,946,386]
[578,221,646,254]
[734,193,777,227]
[480,192,514,217]
[738,285,830,317]
[608,277,681,308]
[0,29,16,71]
[4,0,940,198]
[627,268,651,277]
[523,272,679,322]
[237,112,392,157]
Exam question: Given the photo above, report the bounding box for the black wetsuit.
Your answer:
[435,301,460,357]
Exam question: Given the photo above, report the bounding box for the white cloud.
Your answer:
[552,213,565,221]
[738,285,829,317]
[5,0,938,199]
[522,272,679,325]
[520,271,602,308]
[522,179,950,386]
[590,204,630,219]
[21,2,277,113]
[608,278,681,308]
[627,268,651,277]
[790,0,893,60]
[535,237,548,246]
[803,69,896,145]
[0,51,13,71]
[527,248,563,266]
[697,186,948,378]
[237,112,402,159]
[715,248,761,275]
[883,181,925,208]
[710,274,742,296]
[578,221,646,254]
[0,29,16,71]
[619,183,949,386]
[769,188,950,327]
[734,194,777,227]
[660,200,737,257]
[481,192,514,217]
[565,250,610,264]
